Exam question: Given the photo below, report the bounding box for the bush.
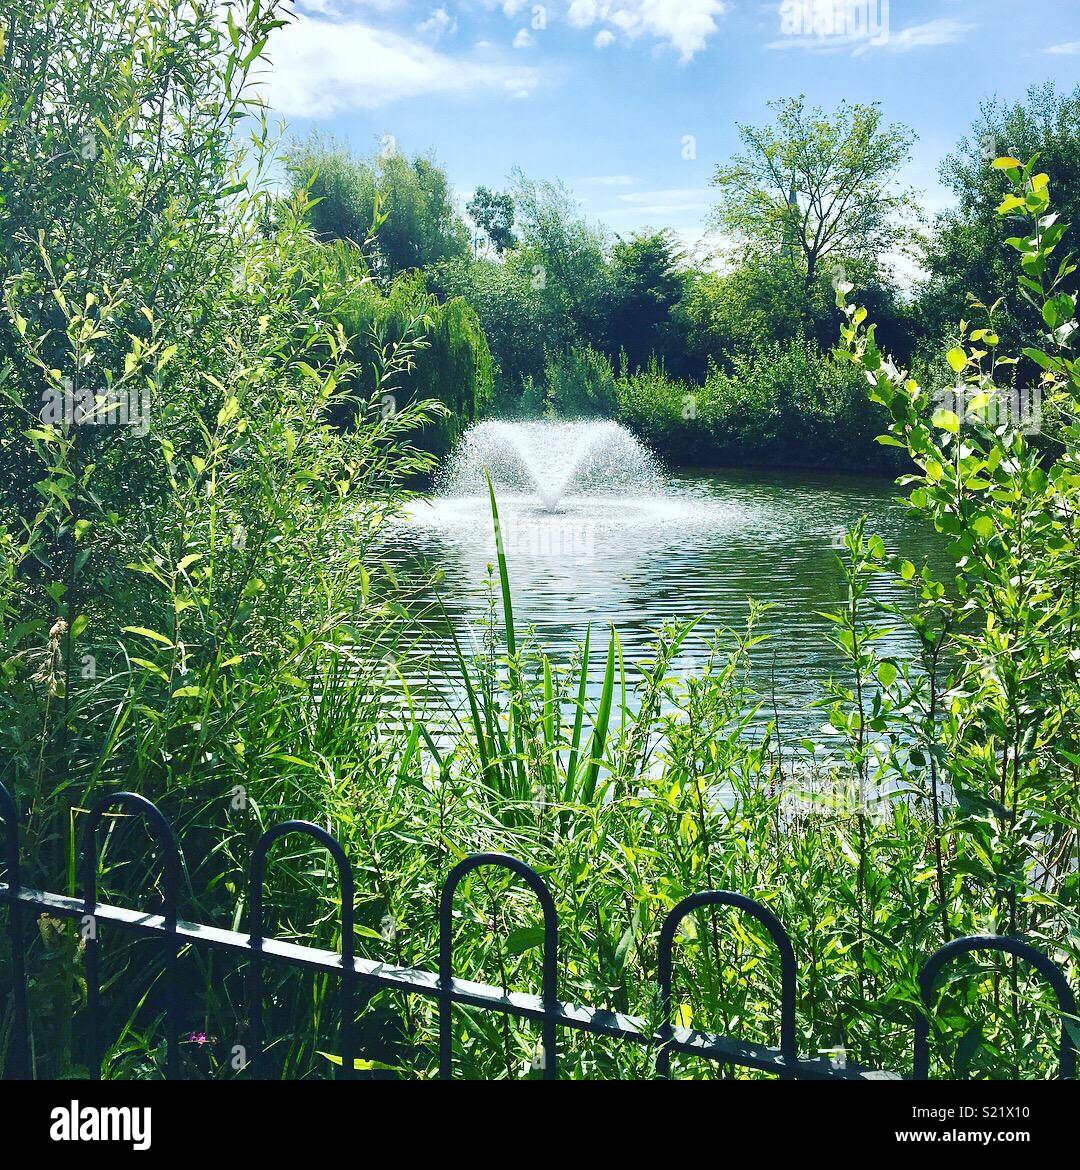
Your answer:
[335,267,493,459]
[615,341,898,471]
[0,0,441,1077]
[545,345,619,419]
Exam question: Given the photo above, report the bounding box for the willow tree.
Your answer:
[710,97,917,288]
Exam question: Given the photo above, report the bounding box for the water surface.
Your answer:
[383,424,939,739]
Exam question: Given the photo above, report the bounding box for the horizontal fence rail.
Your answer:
[0,782,1075,1081]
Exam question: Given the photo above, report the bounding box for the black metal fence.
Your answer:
[1,781,1076,1081]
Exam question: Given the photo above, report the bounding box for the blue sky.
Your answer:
[265,1,1080,258]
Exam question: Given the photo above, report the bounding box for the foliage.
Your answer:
[0,0,439,1076]
[285,134,471,281]
[615,341,895,470]
[917,83,1080,363]
[428,254,555,404]
[0,0,1076,1085]
[676,253,914,381]
[711,97,918,289]
[836,157,1079,1076]
[544,345,619,419]
[467,186,517,256]
[609,230,689,373]
[510,169,616,352]
[333,266,494,457]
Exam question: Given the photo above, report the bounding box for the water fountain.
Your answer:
[437,419,663,511]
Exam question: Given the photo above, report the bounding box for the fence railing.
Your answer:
[0,781,1076,1081]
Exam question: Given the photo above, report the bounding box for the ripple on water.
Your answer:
[381,424,940,736]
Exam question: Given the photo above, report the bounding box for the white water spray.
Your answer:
[437,420,662,512]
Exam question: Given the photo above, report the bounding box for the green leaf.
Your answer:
[1043,294,1075,330]
[505,926,546,955]
[931,410,959,434]
[946,347,967,374]
[318,1051,396,1072]
[130,657,170,683]
[123,625,173,647]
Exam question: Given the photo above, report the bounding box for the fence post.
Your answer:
[439,854,559,1080]
[248,822,356,1079]
[656,891,798,1079]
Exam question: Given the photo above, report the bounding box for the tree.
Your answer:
[285,136,470,278]
[467,186,516,255]
[710,97,917,289]
[428,255,555,403]
[510,168,615,350]
[916,83,1080,357]
[609,230,688,372]
[334,268,493,454]
[674,253,913,378]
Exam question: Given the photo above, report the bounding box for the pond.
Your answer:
[383,420,940,740]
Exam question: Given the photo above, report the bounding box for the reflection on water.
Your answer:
[381,466,939,739]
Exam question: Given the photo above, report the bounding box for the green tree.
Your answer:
[711,97,917,289]
[335,267,493,455]
[285,136,470,279]
[466,186,517,255]
[0,0,440,917]
[917,83,1080,358]
[609,230,688,372]
[675,254,912,379]
[511,168,615,348]
[429,255,553,403]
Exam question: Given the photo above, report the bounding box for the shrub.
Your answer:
[335,268,493,459]
[615,341,897,471]
[545,345,619,419]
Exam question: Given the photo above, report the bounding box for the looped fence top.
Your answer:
[914,935,1077,1080]
[249,820,355,948]
[248,820,357,1079]
[439,853,559,1079]
[657,890,797,1077]
[81,792,182,925]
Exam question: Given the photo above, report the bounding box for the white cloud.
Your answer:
[594,28,615,48]
[567,0,730,63]
[618,187,710,204]
[295,0,407,13]
[1047,41,1080,55]
[513,27,534,48]
[267,14,541,116]
[417,7,457,38]
[609,186,712,216]
[766,15,975,56]
[887,19,974,52]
